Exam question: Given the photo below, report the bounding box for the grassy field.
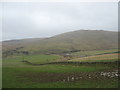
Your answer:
[24,54,60,64]
[2,50,119,88]
[72,49,118,56]
[3,67,118,88]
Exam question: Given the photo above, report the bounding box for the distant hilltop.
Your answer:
[2,30,118,56]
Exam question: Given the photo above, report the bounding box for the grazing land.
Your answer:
[2,30,119,88]
[2,30,118,56]
[2,50,119,88]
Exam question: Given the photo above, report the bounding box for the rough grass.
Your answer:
[2,30,118,54]
[72,49,118,56]
[19,70,118,83]
[69,53,118,62]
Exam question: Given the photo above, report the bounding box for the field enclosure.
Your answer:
[2,49,119,88]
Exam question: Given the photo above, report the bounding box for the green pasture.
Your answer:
[2,52,118,88]
[3,54,60,66]
[3,67,118,88]
[24,54,59,64]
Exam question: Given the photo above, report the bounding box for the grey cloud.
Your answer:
[1,2,118,41]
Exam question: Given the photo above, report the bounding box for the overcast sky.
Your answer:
[1,2,118,41]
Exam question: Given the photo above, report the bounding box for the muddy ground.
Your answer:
[18,69,118,83]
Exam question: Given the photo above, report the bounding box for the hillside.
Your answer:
[2,30,118,56]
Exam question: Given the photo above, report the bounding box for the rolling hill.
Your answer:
[2,30,118,56]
